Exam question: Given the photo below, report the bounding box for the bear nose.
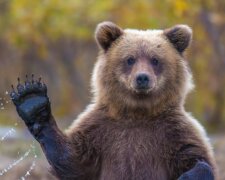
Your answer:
[136,73,150,89]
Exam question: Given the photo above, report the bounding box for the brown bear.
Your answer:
[10,22,217,180]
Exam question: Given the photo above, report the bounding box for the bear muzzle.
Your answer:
[134,73,155,93]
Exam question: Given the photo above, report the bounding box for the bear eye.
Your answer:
[127,57,135,66]
[151,58,159,66]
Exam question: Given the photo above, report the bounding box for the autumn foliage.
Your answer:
[0,0,224,131]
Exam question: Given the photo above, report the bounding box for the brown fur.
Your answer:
[164,25,192,53]
[54,22,217,179]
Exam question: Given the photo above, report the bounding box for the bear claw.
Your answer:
[10,75,47,105]
[10,75,51,133]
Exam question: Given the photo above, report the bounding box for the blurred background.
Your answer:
[0,0,224,179]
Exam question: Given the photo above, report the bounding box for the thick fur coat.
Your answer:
[11,22,217,180]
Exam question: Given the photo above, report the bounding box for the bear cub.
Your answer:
[10,22,217,180]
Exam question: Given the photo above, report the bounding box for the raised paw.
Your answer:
[10,75,51,136]
[178,161,214,180]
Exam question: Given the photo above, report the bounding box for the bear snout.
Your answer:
[135,73,151,90]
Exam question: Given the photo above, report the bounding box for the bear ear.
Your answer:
[164,25,192,53]
[95,21,123,51]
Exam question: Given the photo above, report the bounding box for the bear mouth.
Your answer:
[133,87,153,95]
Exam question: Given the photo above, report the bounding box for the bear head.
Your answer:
[92,21,194,116]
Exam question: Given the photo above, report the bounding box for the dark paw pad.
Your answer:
[10,75,51,136]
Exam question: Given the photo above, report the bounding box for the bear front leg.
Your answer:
[10,75,87,179]
[10,75,51,137]
[178,161,214,180]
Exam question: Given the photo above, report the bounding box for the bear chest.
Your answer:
[99,125,168,180]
